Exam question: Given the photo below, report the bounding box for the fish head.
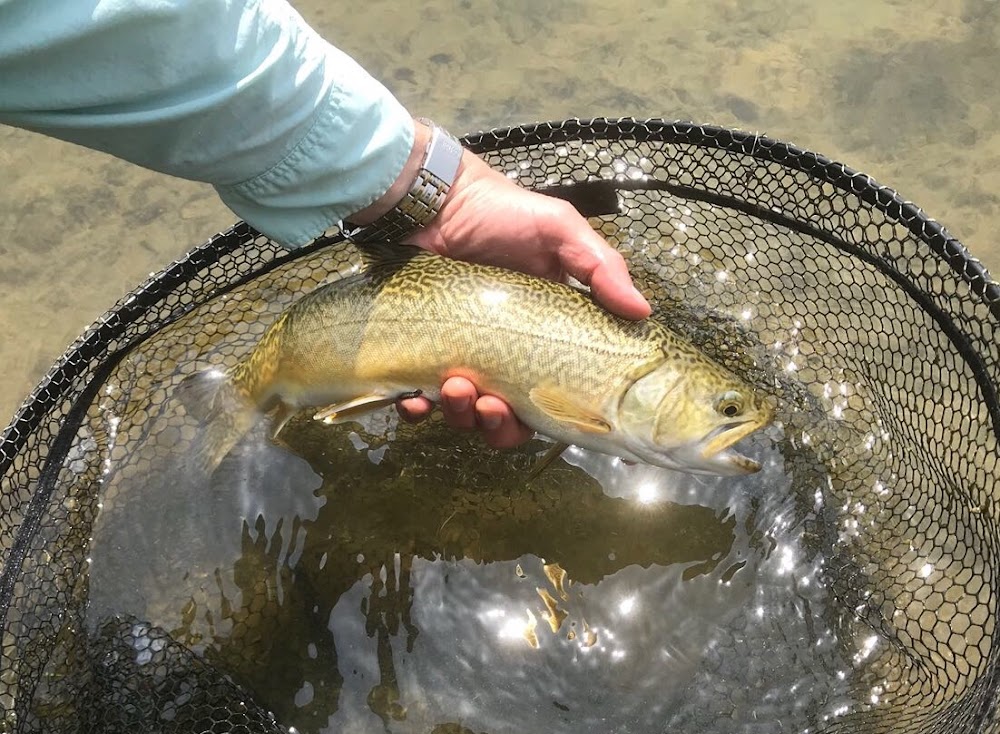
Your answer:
[618,358,773,476]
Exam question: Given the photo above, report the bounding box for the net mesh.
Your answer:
[1,118,998,733]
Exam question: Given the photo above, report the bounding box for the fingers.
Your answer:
[396,395,434,423]
[585,247,652,320]
[542,202,652,320]
[440,376,478,429]
[395,377,533,448]
[474,394,534,449]
[442,378,532,448]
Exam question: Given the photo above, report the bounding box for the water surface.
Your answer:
[87,407,859,733]
[2,0,999,418]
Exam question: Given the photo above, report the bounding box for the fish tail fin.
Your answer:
[175,367,260,474]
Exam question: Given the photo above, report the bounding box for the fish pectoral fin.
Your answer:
[528,387,612,434]
[313,393,400,424]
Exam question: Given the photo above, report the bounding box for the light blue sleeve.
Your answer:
[0,0,414,247]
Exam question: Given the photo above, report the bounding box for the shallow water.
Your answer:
[86,407,867,733]
[2,0,999,421]
[33,180,988,733]
[3,3,998,732]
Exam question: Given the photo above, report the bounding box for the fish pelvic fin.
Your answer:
[526,441,570,482]
[312,392,411,424]
[175,367,260,475]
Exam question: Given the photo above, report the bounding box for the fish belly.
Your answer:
[257,254,661,451]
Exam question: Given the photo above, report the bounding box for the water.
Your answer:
[84,404,870,733]
[70,230,927,731]
[4,2,998,731]
[39,188,987,732]
[2,0,999,421]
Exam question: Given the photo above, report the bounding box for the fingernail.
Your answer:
[445,393,472,413]
[482,413,502,430]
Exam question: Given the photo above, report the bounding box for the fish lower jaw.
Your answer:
[622,437,759,477]
[709,447,761,475]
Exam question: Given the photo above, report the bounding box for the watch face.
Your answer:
[344,127,460,244]
[424,126,463,184]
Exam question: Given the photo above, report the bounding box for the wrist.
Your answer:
[342,119,463,244]
[346,118,432,226]
[406,149,503,249]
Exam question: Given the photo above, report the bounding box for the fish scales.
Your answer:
[181,247,773,475]
[276,254,666,408]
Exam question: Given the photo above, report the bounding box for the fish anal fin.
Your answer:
[313,393,399,424]
[269,402,298,441]
[528,387,612,434]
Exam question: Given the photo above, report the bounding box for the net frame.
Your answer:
[1,118,998,733]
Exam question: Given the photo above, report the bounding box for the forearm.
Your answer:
[0,0,415,246]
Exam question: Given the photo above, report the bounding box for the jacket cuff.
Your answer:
[216,86,414,248]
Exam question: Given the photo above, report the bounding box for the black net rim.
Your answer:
[467,118,999,310]
[1,118,999,732]
[3,117,997,473]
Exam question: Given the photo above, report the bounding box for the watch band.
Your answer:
[343,122,464,243]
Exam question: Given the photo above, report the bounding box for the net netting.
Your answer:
[1,119,997,733]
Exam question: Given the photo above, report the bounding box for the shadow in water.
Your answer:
[85,402,856,734]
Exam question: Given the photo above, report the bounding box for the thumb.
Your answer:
[544,209,652,320]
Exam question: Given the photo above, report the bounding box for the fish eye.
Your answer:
[717,391,745,418]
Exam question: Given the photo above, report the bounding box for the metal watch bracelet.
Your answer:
[342,122,464,244]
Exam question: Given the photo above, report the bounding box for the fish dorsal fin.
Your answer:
[529,387,612,434]
[355,243,428,271]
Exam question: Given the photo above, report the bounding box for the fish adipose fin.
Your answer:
[529,386,612,434]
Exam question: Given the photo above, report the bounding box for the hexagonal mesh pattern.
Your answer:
[1,119,998,733]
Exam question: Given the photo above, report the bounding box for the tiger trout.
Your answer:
[181,246,773,475]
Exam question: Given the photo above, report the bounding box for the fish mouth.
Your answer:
[700,419,768,474]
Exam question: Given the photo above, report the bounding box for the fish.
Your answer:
[178,246,773,476]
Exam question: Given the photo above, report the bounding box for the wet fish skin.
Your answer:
[182,246,772,475]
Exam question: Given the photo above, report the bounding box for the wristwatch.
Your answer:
[342,121,464,243]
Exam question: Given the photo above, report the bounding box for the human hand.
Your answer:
[350,121,651,448]
[403,136,651,447]
[406,150,651,320]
